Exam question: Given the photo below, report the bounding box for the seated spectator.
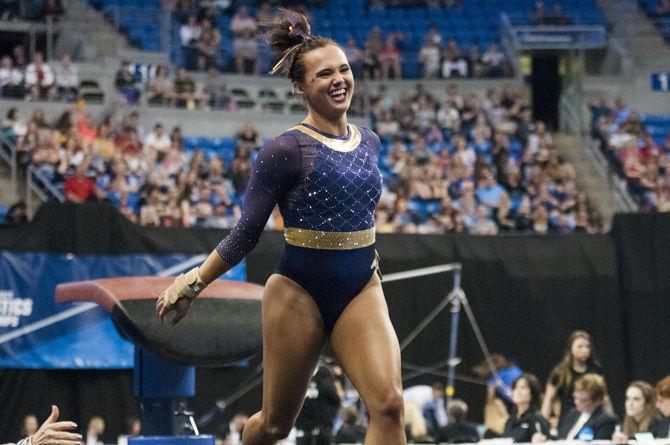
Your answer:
[435,399,480,443]
[203,66,235,110]
[144,123,171,161]
[64,160,96,203]
[0,56,24,98]
[2,107,27,142]
[217,413,248,445]
[197,18,220,71]
[12,44,27,70]
[236,122,261,152]
[25,52,55,101]
[441,39,468,78]
[42,0,65,20]
[557,374,618,441]
[4,201,28,226]
[481,44,506,78]
[654,376,670,438]
[543,3,573,25]
[466,43,482,78]
[653,0,670,16]
[419,36,441,79]
[21,414,39,438]
[504,374,551,443]
[532,1,546,25]
[0,0,20,20]
[114,61,140,105]
[403,401,430,442]
[612,381,661,441]
[86,416,106,445]
[231,6,258,75]
[334,405,366,444]
[167,68,207,109]
[343,36,364,79]
[146,64,169,105]
[362,27,383,80]
[379,34,402,79]
[179,15,200,70]
[54,54,79,102]
[469,204,498,235]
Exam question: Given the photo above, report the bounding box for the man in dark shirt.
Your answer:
[296,366,341,445]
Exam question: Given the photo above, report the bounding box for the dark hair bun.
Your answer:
[268,10,311,54]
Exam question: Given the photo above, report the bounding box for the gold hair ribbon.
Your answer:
[269,43,302,76]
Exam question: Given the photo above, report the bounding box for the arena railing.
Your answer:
[0,132,18,199]
[500,13,607,50]
[585,137,638,212]
[0,16,60,62]
[25,164,65,218]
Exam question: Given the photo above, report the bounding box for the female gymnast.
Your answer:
[155,10,406,445]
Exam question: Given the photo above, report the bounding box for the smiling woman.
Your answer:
[154,9,406,445]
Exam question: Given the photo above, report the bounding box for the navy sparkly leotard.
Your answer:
[216,123,383,334]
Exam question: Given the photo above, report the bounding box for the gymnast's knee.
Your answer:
[261,414,294,440]
[369,389,404,426]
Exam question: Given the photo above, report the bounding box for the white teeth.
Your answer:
[330,88,346,96]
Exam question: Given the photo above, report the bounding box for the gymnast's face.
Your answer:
[294,44,354,121]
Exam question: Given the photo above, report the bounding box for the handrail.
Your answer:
[585,137,638,212]
[560,95,583,135]
[25,164,65,218]
[500,12,607,50]
[0,132,18,198]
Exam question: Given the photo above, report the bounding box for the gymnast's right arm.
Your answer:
[156,133,301,324]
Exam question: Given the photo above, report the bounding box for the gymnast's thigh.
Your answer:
[329,274,404,411]
[260,273,327,426]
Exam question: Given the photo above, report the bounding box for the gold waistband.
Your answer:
[284,227,375,250]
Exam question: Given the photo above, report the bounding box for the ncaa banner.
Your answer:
[0,251,245,369]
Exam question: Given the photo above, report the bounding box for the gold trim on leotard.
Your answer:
[290,124,361,152]
[284,227,375,250]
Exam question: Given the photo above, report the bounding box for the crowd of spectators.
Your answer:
[1,48,81,102]
[0,83,603,234]
[370,83,603,234]
[113,60,242,111]
[177,3,268,75]
[0,103,259,229]
[590,96,670,212]
[172,2,511,80]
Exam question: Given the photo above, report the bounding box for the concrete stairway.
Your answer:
[55,0,132,62]
[554,133,628,229]
[597,0,670,72]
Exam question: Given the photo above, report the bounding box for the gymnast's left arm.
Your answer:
[156,133,301,325]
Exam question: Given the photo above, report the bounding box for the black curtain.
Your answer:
[0,204,668,442]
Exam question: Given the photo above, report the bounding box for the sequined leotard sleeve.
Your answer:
[215,133,301,266]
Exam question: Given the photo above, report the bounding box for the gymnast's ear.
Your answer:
[292,81,305,97]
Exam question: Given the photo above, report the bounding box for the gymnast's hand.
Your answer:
[155,267,206,326]
[30,405,82,445]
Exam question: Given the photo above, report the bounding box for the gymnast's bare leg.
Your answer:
[242,274,326,445]
[330,273,406,445]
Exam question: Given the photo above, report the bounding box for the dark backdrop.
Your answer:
[0,204,668,442]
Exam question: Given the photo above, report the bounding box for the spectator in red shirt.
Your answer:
[379,34,402,79]
[64,161,96,203]
[639,134,663,162]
